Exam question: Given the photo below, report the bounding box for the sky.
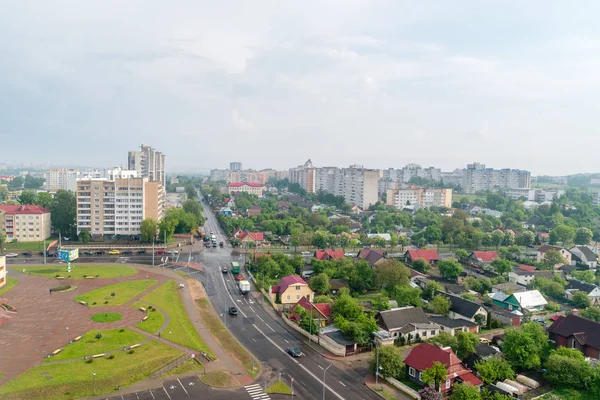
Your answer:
[1,1,600,175]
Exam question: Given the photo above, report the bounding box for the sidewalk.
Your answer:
[364,373,413,400]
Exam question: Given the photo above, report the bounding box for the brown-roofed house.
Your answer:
[548,313,600,359]
[356,248,387,267]
[404,249,439,265]
[270,275,314,305]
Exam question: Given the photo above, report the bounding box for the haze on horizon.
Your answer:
[1,1,599,176]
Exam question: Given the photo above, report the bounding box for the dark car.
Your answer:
[83,251,94,256]
[137,249,147,255]
[122,250,133,255]
[47,252,58,257]
[286,347,303,358]
[212,243,217,248]
[219,242,224,248]
[22,251,32,256]
[221,266,229,274]
[228,307,238,316]
[95,251,105,255]
[38,251,45,256]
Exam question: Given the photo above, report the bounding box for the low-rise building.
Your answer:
[489,290,547,313]
[375,307,439,342]
[290,296,332,327]
[469,251,499,264]
[0,205,51,242]
[436,291,488,326]
[428,316,479,336]
[270,275,314,305]
[565,280,600,305]
[536,245,571,267]
[247,205,262,216]
[228,182,266,197]
[508,270,554,287]
[548,313,600,359]
[568,246,598,270]
[404,249,439,265]
[314,249,344,261]
[233,230,264,246]
[355,248,387,267]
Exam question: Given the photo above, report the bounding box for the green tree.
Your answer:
[519,231,535,247]
[23,174,45,189]
[7,176,23,190]
[502,322,548,369]
[18,189,38,205]
[371,294,390,311]
[429,295,451,315]
[490,258,512,276]
[412,258,431,274]
[368,345,405,380]
[390,285,423,307]
[141,218,158,242]
[491,230,505,248]
[542,249,566,269]
[571,270,596,284]
[312,231,329,249]
[375,259,410,290]
[182,199,205,226]
[450,383,480,400]
[421,361,447,391]
[455,249,469,263]
[0,185,8,202]
[389,234,399,251]
[551,225,575,246]
[79,229,91,243]
[545,347,592,389]
[423,280,444,300]
[572,291,592,308]
[456,331,479,359]
[308,273,330,294]
[574,227,593,245]
[36,192,52,208]
[581,306,600,322]
[184,184,198,200]
[438,260,464,281]
[50,190,76,237]
[158,218,177,242]
[545,301,560,312]
[427,331,458,352]
[0,231,7,249]
[474,357,514,384]
[331,289,363,320]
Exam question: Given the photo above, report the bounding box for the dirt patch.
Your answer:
[200,370,241,388]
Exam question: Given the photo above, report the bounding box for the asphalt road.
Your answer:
[185,197,377,400]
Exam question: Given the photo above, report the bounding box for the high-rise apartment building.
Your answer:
[386,185,453,209]
[76,167,165,238]
[230,162,242,171]
[0,205,51,242]
[382,164,442,183]
[44,169,79,192]
[289,160,316,193]
[210,169,228,182]
[128,144,166,185]
[461,163,530,194]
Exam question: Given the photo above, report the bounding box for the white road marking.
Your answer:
[265,323,275,332]
[318,365,324,370]
[284,339,289,343]
[249,306,255,313]
[257,315,265,323]
[177,378,189,397]
[339,381,346,387]
[252,338,257,342]
[150,389,155,399]
[162,387,172,400]
[219,267,247,317]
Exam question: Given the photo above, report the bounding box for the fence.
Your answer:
[280,315,347,357]
[385,377,421,399]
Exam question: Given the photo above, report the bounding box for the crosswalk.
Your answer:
[244,384,271,400]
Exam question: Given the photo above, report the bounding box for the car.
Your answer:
[46,252,58,257]
[479,338,491,344]
[286,347,303,357]
[136,249,146,255]
[212,244,217,248]
[155,250,166,255]
[108,250,120,255]
[300,251,312,256]
[222,267,229,273]
[95,251,105,255]
[228,307,238,315]
[550,315,560,321]
[83,251,94,256]
[122,250,133,255]
[219,242,224,248]
[167,250,179,255]
[237,274,244,281]
[5,253,18,258]
[22,251,32,256]
[38,251,46,256]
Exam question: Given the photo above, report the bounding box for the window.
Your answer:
[445,380,451,389]
[422,331,427,337]
[296,295,300,300]
[296,286,300,290]
[418,372,422,381]
[431,330,436,336]
[408,367,416,377]
[286,295,290,301]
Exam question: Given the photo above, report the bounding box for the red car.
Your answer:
[155,250,166,255]
[237,274,244,281]
[550,315,560,321]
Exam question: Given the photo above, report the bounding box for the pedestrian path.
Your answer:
[244,383,271,400]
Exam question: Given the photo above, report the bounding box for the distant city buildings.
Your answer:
[43,169,79,192]
[229,161,242,171]
[386,184,453,210]
[211,166,288,185]
[289,160,316,194]
[228,182,266,197]
[382,164,442,183]
[128,144,166,186]
[0,205,51,242]
[504,188,564,202]
[459,162,531,194]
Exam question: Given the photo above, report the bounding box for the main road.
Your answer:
[190,196,377,400]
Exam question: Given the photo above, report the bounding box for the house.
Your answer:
[224,197,236,208]
[404,249,439,265]
[489,290,547,313]
[508,270,554,287]
[536,245,572,267]
[569,246,598,270]
[375,307,440,342]
[348,220,363,233]
[436,291,488,326]
[491,282,526,294]
[270,275,314,305]
[291,296,332,327]
[428,316,479,336]
[518,264,537,272]
[489,307,522,327]
[328,279,349,295]
[464,344,500,370]
[235,230,265,246]
[314,249,345,261]
[228,182,266,197]
[355,248,387,268]
[219,207,233,216]
[367,233,391,242]
[247,205,262,216]
[301,265,315,279]
[277,201,290,211]
[559,264,578,278]
[565,280,600,305]
[404,343,482,393]
[469,251,499,264]
[547,313,600,359]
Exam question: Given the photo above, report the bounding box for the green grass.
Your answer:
[91,312,123,323]
[18,264,137,279]
[0,277,18,295]
[4,240,50,251]
[542,389,597,400]
[0,341,181,400]
[200,371,233,387]
[163,359,204,377]
[265,381,292,394]
[132,301,165,334]
[76,279,157,307]
[46,329,146,362]
[141,280,213,355]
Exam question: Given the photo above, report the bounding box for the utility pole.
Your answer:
[375,344,380,386]
[323,364,332,400]
[43,238,47,265]
[152,240,155,266]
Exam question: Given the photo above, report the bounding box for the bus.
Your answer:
[231,261,240,275]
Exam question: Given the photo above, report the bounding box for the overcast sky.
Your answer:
[1,1,599,175]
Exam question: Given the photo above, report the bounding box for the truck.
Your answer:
[238,280,251,295]
[231,261,240,275]
[211,234,216,240]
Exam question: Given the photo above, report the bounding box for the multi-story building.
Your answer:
[230,162,242,171]
[592,191,600,206]
[43,169,79,192]
[382,164,442,183]
[289,160,317,193]
[228,183,266,197]
[0,205,51,242]
[76,167,165,239]
[128,144,166,185]
[387,185,453,209]
[460,163,531,194]
[0,255,5,289]
[336,165,380,210]
[505,188,565,202]
[210,169,228,182]
[226,170,263,185]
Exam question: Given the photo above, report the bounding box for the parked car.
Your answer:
[38,251,46,256]
[95,251,105,255]
[300,251,311,256]
[136,250,146,255]
[46,252,58,257]
[83,251,94,256]
[22,251,32,256]
[286,347,303,358]
[167,250,179,255]
[108,250,120,255]
[5,253,18,258]
[228,307,238,315]
[122,250,133,255]
[155,250,166,255]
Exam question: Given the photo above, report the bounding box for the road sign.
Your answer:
[58,249,79,262]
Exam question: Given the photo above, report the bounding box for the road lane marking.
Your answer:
[219,266,247,317]
[249,306,255,313]
[284,339,289,343]
[319,365,324,370]
[150,389,155,399]
[162,387,172,400]
[257,315,265,322]
[177,378,190,397]
[265,323,276,332]
[339,381,346,387]
[252,338,257,342]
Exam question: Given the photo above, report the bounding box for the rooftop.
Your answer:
[0,205,51,215]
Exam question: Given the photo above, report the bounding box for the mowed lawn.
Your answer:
[18,265,137,279]
[0,277,18,295]
[76,279,157,307]
[47,329,146,361]
[132,301,165,334]
[141,280,213,355]
[0,341,181,400]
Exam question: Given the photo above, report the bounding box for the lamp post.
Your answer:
[65,326,69,346]
[322,364,332,400]
[375,344,381,386]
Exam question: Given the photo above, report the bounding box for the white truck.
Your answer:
[238,280,251,295]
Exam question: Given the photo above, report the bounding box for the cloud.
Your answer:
[232,109,255,132]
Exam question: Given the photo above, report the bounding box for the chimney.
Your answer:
[572,309,579,316]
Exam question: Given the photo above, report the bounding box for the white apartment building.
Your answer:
[382,164,442,183]
[461,163,531,194]
[230,162,242,171]
[505,188,565,202]
[289,160,316,193]
[387,186,453,209]
[44,169,79,192]
[128,144,166,185]
[0,205,51,242]
[210,169,228,182]
[315,165,379,209]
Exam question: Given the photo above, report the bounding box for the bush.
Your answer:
[50,285,71,292]
[107,354,115,359]
[55,274,60,278]
[399,336,406,346]
[127,350,135,354]
[96,275,100,278]
[92,302,97,305]
[83,275,87,278]
[85,359,93,364]
[104,301,109,304]
[490,319,502,329]
[119,328,125,332]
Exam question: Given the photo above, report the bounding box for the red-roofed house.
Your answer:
[228,182,266,197]
[404,342,482,393]
[469,251,499,264]
[314,249,345,261]
[234,230,265,245]
[519,264,537,272]
[224,198,236,208]
[0,175,14,182]
[270,275,314,305]
[247,205,262,216]
[291,296,332,327]
[0,205,51,242]
[404,249,439,265]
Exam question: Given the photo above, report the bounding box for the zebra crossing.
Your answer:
[244,384,271,400]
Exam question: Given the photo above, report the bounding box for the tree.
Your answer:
[36,192,52,208]
[182,199,205,226]
[375,259,410,290]
[0,185,8,202]
[308,273,330,294]
[455,249,469,263]
[412,258,431,274]
[18,189,38,205]
[571,270,596,284]
[542,249,566,269]
[519,231,535,247]
[490,258,512,276]
[371,294,390,311]
[158,218,177,242]
[421,361,447,391]
[390,285,423,307]
[456,331,479,359]
[95,333,102,341]
[418,386,443,400]
[491,230,505,248]
[502,322,548,369]
[389,234,398,251]
[312,231,329,249]
[331,289,362,320]
[545,301,560,312]
[184,184,197,200]
[429,295,451,315]
[438,260,464,281]
[50,190,76,237]
[23,174,45,189]
[141,218,158,242]
[574,227,593,245]
[545,347,592,389]
[427,331,458,352]
[423,280,444,300]
[79,229,91,243]
[551,225,575,246]
[450,383,480,400]
[581,306,600,322]
[0,231,6,250]
[474,357,515,384]
[368,345,405,380]
[572,291,592,308]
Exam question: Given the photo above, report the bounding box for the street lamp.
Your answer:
[65,327,69,346]
[322,364,332,400]
[92,372,96,395]
[375,344,379,385]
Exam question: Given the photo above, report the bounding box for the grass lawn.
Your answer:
[141,280,213,355]
[4,240,49,251]
[76,279,157,307]
[265,381,292,394]
[0,340,181,400]
[47,329,146,362]
[91,312,122,323]
[200,371,233,387]
[163,359,204,377]
[195,297,256,375]
[0,277,18,295]
[132,301,165,334]
[18,264,137,279]
[542,389,597,400]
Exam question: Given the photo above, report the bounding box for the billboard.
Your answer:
[58,249,79,262]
